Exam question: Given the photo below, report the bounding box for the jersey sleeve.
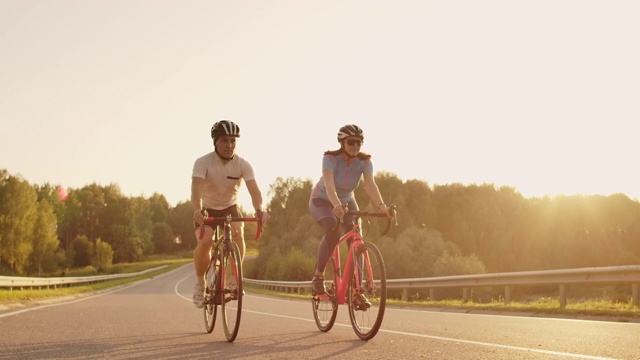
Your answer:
[363,158,373,174]
[192,156,207,179]
[322,154,336,171]
[241,158,256,181]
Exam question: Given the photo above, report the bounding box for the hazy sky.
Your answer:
[2,0,639,209]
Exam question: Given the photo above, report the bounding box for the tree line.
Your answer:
[2,168,640,279]
[250,174,640,281]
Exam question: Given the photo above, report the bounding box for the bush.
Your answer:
[263,248,315,281]
[93,239,114,271]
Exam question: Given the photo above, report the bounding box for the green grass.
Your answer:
[242,284,640,322]
[386,298,640,320]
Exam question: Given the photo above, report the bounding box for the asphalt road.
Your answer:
[1,264,638,360]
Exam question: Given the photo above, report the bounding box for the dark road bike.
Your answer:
[199,213,262,342]
[312,205,397,340]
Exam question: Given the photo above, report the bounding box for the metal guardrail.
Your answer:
[0,266,168,291]
[244,265,640,308]
[3,265,638,308]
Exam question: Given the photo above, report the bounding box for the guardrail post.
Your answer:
[559,285,566,308]
[402,288,408,302]
[504,286,511,304]
[632,284,639,307]
[462,287,469,303]
[429,288,435,301]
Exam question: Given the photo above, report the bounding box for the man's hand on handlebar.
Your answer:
[255,209,269,226]
[194,209,207,225]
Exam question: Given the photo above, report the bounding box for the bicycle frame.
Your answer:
[199,214,262,342]
[200,215,262,297]
[199,215,262,243]
[312,205,396,340]
[318,216,370,305]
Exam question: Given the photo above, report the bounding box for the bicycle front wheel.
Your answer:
[348,243,387,340]
[221,241,243,342]
[203,258,218,333]
[312,257,338,332]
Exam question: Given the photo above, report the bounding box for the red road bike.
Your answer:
[312,205,397,340]
[199,213,262,342]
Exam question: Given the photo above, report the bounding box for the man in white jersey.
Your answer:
[191,120,266,308]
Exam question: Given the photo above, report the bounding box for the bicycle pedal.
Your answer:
[213,294,222,305]
[229,289,244,300]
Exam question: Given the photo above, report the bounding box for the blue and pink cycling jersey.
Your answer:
[311,152,373,204]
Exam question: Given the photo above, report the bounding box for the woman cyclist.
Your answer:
[309,124,392,296]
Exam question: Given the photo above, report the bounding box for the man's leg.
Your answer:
[192,226,214,308]
[231,222,245,263]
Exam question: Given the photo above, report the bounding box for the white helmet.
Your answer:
[211,120,240,142]
[337,124,364,142]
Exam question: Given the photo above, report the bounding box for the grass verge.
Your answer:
[4,258,639,323]
[0,257,191,304]
[243,284,640,322]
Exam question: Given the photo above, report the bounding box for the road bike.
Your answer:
[199,212,262,342]
[312,205,397,340]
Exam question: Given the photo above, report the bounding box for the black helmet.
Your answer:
[337,124,364,142]
[211,120,240,142]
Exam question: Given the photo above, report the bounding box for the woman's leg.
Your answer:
[315,217,340,275]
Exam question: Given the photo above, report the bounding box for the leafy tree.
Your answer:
[398,178,436,230]
[75,183,106,242]
[33,183,67,224]
[377,226,486,278]
[97,185,129,249]
[57,189,81,251]
[93,238,114,271]
[0,171,37,274]
[255,177,315,279]
[149,193,170,224]
[152,222,175,254]
[168,201,196,251]
[110,224,144,263]
[433,252,486,276]
[266,177,313,236]
[129,196,154,255]
[68,235,93,268]
[29,200,61,275]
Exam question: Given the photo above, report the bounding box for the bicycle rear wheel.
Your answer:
[221,241,243,342]
[203,257,219,333]
[312,257,338,332]
[348,243,386,340]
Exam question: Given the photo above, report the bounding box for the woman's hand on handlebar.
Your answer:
[332,203,346,223]
[377,204,394,220]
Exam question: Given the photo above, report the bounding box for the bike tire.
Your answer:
[221,241,243,342]
[203,256,219,334]
[312,256,338,332]
[347,243,387,340]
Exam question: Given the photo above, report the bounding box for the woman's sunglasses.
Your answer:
[345,139,363,146]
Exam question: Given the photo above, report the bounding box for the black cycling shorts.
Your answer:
[194,204,242,229]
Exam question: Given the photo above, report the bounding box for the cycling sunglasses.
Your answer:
[345,139,363,146]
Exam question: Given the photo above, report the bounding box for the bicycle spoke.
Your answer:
[312,257,338,332]
[348,243,387,340]
[222,242,243,342]
[203,256,218,334]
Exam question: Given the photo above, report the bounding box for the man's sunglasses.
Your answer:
[345,139,363,146]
